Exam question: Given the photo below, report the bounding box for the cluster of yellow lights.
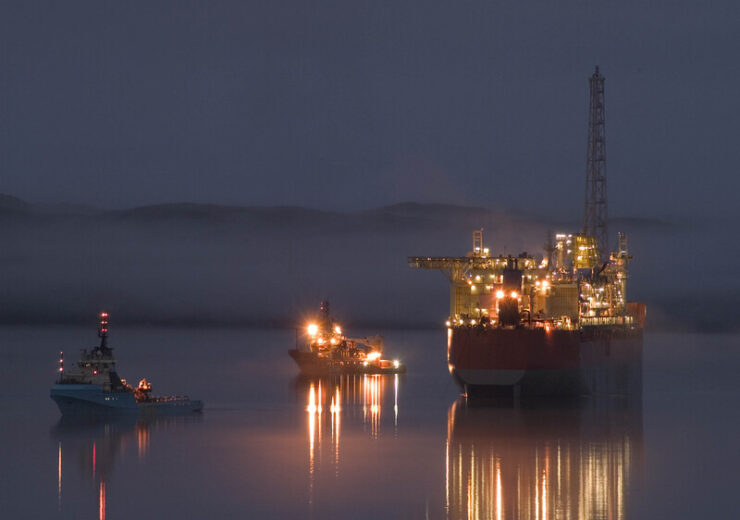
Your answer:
[493,290,519,299]
[307,323,342,337]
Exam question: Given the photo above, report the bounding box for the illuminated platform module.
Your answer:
[410,229,638,329]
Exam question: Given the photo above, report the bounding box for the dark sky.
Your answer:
[1,1,738,218]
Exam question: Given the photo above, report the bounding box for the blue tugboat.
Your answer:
[50,313,203,415]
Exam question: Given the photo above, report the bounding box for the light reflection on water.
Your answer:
[1,328,736,518]
[51,415,202,520]
[445,398,642,520]
[296,371,643,519]
[300,373,402,492]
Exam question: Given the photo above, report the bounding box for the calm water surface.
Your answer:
[0,327,738,519]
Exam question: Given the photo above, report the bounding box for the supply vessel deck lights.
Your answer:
[289,301,406,376]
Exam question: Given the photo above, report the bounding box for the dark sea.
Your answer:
[0,327,738,519]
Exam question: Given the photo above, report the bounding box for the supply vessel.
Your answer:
[50,313,203,415]
[409,67,644,398]
[289,301,406,376]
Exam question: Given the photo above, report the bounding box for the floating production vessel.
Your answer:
[289,301,406,376]
[50,313,203,414]
[409,68,645,397]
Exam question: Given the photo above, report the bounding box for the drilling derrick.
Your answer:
[584,66,608,260]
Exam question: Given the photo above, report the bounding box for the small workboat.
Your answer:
[288,301,406,376]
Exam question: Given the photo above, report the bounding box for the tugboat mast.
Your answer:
[98,312,109,349]
[319,301,331,332]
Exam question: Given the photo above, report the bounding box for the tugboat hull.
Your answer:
[50,384,203,415]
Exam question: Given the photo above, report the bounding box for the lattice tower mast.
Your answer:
[584,66,608,260]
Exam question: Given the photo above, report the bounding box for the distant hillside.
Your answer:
[0,193,98,216]
[0,193,727,332]
[110,203,330,220]
[0,195,548,238]
[0,193,678,232]
[0,193,31,213]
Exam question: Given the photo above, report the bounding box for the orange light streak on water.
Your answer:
[331,387,341,470]
[307,384,316,476]
[317,382,322,453]
[98,481,105,520]
[307,383,316,506]
[393,374,399,428]
[363,375,384,438]
[57,442,62,510]
[496,459,502,520]
[137,423,150,461]
[542,468,548,520]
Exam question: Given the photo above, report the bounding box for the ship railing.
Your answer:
[580,315,634,327]
[150,395,191,403]
[527,319,578,331]
[452,316,634,330]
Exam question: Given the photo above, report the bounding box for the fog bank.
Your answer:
[0,194,729,332]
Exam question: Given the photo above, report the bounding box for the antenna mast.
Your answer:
[98,311,109,349]
[584,66,609,260]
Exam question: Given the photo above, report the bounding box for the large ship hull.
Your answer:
[50,384,203,415]
[448,326,642,398]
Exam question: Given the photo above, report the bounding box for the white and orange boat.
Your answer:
[288,301,406,376]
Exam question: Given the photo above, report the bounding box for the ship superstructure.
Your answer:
[409,229,642,332]
[55,312,128,392]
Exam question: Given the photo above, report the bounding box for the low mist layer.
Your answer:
[0,194,730,332]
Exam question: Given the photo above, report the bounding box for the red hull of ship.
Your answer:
[448,326,642,397]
